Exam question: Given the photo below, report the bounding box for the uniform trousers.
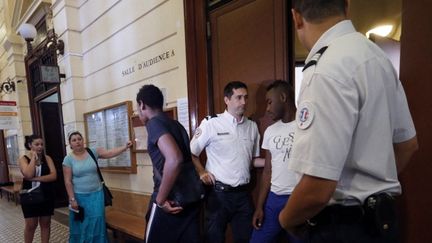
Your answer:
[145,202,201,243]
[305,221,398,243]
[250,192,303,243]
[304,204,399,243]
[205,187,253,243]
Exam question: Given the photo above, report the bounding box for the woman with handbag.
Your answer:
[19,134,57,243]
[63,131,131,243]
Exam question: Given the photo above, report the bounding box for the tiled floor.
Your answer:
[0,196,141,243]
[0,197,68,243]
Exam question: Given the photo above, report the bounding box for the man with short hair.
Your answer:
[190,81,261,243]
[279,0,418,242]
[250,80,303,243]
[136,84,200,243]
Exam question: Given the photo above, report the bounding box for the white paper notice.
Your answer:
[0,101,18,129]
[177,98,190,137]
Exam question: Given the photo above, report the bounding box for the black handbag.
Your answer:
[86,148,113,207]
[20,186,45,205]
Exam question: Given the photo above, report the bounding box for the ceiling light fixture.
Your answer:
[366,25,394,39]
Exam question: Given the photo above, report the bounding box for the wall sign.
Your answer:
[0,101,18,130]
[40,65,60,83]
[121,49,176,77]
[84,101,137,173]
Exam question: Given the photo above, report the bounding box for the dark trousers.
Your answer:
[305,221,398,243]
[145,202,201,243]
[205,188,253,243]
[305,205,399,243]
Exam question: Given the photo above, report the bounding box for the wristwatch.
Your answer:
[69,197,76,203]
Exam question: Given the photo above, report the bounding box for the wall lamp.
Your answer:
[18,23,65,55]
[0,78,16,94]
[18,23,37,53]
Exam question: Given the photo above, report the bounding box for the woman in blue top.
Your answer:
[63,131,132,243]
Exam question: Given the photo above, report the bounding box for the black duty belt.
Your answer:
[307,204,365,226]
[214,181,249,192]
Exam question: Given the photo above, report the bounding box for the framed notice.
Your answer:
[130,107,178,153]
[164,107,177,120]
[5,135,19,166]
[130,115,147,152]
[84,101,136,173]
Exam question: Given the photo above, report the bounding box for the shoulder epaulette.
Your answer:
[205,114,217,120]
[302,46,328,72]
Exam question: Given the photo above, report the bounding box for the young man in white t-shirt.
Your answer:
[250,80,303,243]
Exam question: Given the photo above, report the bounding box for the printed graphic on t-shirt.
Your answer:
[272,132,294,162]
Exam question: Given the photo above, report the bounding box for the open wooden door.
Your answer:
[208,0,292,241]
[0,130,9,184]
[209,0,290,123]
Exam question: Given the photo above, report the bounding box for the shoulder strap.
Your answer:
[205,114,217,120]
[302,46,328,72]
[85,148,104,183]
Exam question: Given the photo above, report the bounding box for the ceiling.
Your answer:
[295,0,402,60]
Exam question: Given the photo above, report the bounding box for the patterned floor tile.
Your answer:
[0,197,68,243]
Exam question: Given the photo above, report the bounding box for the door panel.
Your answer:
[209,0,289,143]
[39,98,67,207]
[209,0,290,242]
[210,0,288,120]
[0,131,9,184]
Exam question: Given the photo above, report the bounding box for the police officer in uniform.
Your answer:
[278,1,418,243]
[190,81,261,243]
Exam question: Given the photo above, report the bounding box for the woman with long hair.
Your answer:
[63,131,131,242]
[19,134,57,243]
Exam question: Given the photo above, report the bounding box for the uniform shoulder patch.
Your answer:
[194,128,202,138]
[297,101,315,130]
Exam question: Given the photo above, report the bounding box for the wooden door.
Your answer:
[0,130,9,184]
[208,0,291,241]
[398,0,432,242]
[209,0,289,124]
[38,95,68,207]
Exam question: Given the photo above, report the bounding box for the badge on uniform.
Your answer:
[194,128,202,138]
[297,101,314,130]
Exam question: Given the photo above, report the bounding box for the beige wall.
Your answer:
[0,0,34,178]
[52,0,188,194]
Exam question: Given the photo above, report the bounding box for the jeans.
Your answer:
[250,192,303,243]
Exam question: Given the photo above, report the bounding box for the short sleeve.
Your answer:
[261,126,271,150]
[63,155,72,168]
[392,82,416,143]
[289,74,358,181]
[252,122,261,157]
[90,148,99,160]
[190,118,211,156]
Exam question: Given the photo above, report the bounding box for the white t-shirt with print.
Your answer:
[262,120,300,195]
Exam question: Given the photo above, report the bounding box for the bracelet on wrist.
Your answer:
[156,201,165,208]
[69,198,76,203]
